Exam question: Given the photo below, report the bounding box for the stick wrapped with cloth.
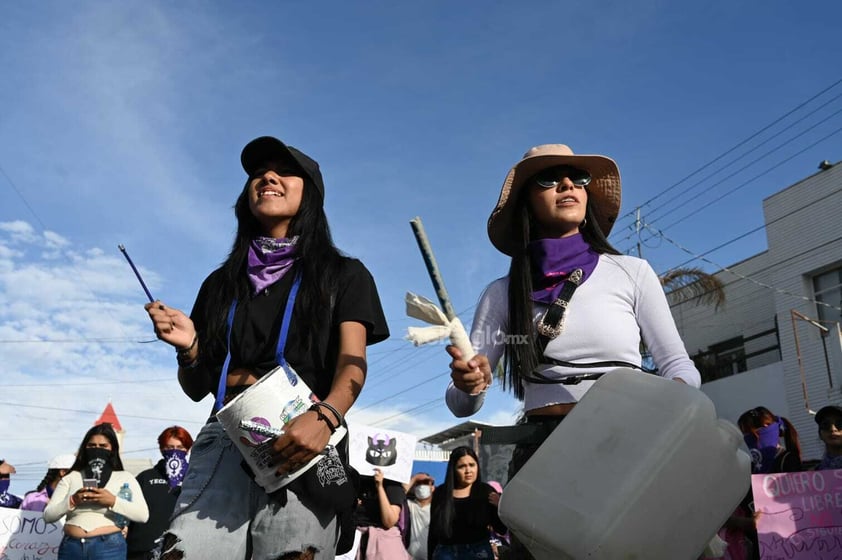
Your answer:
[405,292,489,401]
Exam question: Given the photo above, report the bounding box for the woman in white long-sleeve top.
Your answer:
[445,143,701,559]
[44,423,149,560]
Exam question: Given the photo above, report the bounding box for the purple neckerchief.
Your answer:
[247,236,299,293]
[529,234,599,304]
[162,449,188,489]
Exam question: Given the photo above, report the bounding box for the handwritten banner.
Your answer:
[0,506,63,560]
[752,470,842,559]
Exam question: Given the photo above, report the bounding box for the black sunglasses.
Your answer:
[532,165,591,189]
[820,419,842,432]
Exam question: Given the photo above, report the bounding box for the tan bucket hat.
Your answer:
[487,144,622,255]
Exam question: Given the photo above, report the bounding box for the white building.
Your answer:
[670,160,842,460]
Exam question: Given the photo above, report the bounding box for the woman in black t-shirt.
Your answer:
[145,136,389,560]
[428,447,506,560]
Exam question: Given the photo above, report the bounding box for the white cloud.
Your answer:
[0,220,36,243]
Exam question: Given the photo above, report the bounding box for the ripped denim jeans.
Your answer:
[159,420,337,560]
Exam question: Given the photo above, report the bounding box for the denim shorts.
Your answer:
[162,421,338,559]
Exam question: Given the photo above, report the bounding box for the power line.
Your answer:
[0,338,158,344]
[661,184,842,273]
[611,76,842,231]
[645,223,842,313]
[644,99,842,225]
[651,119,842,231]
[367,397,446,428]
[355,370,450,413]
[0,402,207,425]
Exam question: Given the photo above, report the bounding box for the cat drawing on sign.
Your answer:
[366,433,397,467]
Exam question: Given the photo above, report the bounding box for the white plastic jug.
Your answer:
[498,369,751,560]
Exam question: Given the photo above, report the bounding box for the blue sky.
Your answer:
[2,1,841,493]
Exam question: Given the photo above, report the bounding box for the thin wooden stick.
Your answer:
[118,244,154,302]
[409,217,456,320]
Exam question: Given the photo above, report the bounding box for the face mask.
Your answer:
[85,447,113,487]
[0,477,21,508]
[744,420,782,473]
[162,449,189,489]
[414,484,432,500]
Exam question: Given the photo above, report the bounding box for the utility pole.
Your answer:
[635,207,643,258]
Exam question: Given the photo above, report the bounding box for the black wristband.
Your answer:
[314,401,344,427]
[308,404,338,434]
[176,334,198,356]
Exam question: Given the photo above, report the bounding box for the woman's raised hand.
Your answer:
[144,301,195,350]
[447,345,492,395]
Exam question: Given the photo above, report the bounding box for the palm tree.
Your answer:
[641,266,725,372]
[659,267,726,310]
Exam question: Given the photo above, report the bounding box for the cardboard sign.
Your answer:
[348,424,417,483]
[752,470,842,559]
[0,507,63,560]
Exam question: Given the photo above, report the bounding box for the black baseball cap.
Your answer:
[240,136,325,199]
[815,405,842,425]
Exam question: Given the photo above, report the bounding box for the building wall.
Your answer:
[670,162,842,461]
[700,362,787,425]
[764,163,842,459]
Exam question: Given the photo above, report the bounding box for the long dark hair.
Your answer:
[199,174,345,362]
[738,406,802,462]
[431,446,483,539]
[504,186,621,400]
[34,469,66,492]
[70,423,124,472]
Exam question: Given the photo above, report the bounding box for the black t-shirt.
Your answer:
[354,476,406,528]
[126,460,178,553]
[191,257,389,400]
[428,482,506,551]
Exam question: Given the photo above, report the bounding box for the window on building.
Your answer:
[814,267,842,326]
[692,337,748,383]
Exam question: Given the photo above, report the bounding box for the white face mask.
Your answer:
[414,484,432,500]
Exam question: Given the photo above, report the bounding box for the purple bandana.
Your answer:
[0,479,22,508]
[247,236,299,293]
[744,419,783,474]
[529,234,599,304]
[162,449,188,489]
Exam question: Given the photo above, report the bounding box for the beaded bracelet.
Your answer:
[308,404,338,434]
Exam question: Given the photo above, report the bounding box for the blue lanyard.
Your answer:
[214,273,302,412]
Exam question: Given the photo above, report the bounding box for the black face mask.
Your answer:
[84,447,113,488]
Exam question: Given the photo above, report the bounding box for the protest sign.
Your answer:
[348,424,417,483]
[0,507,63,560]
[753,470,842,559]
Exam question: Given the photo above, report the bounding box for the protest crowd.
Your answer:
[2,136,840,560]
